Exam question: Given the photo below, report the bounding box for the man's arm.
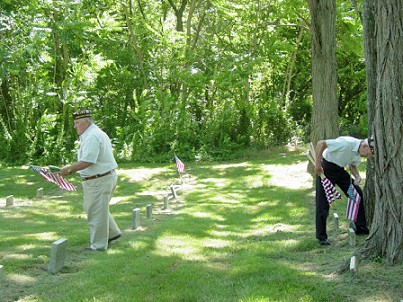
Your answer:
[348,164,362,185]
[60,161,92,177]
[314,140,327,176]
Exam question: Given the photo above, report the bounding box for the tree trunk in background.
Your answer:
[361,0,376,226]
[358,0,403,264]
[308,0,339,144]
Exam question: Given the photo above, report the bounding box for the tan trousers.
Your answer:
[82,171,121,250]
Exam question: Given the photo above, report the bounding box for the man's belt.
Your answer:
[82,170,114,181]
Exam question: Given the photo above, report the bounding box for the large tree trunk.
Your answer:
[359,0,403,264]
[361,0,376,225]
[308,0,339,144]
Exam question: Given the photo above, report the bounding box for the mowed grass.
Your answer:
[0,147,401,302]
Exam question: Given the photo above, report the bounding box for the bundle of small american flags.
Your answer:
[30,165,76,191]
[321,177,342,204]
[346,184,361,222]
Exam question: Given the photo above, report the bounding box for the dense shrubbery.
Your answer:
[0,1,367,165]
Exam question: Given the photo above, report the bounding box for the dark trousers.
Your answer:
[315,159,367,240]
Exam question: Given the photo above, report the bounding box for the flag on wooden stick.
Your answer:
[321,177,342,204]
[307,143,341,204]
[346,184,361,222]
[30,165,76,191]
[174,155,185,173]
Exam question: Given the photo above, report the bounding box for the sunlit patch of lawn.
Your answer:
[0,148,401,302]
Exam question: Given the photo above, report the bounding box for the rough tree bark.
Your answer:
[308,0,339,144]
[358,0,403,264]
[361,0,376,224]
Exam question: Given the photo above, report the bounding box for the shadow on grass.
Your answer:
[0,156,400,301]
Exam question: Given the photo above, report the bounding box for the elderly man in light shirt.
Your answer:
[60,109,121,251]
[314,136,374,246]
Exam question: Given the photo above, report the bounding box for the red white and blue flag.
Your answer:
[174,155,185,173]
[346,184,361,222]
[30,165,76,191]
[321,177,342,204]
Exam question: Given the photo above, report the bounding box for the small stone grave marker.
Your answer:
[48,238,68,274]
[146,204,152,219]
[36,188,44,199]
[333,213,339,230]
[163,194,169,209]
[132,208,140,229]
[348,228,356,247]
[170,185,177,198]
[6,195,14,206]
[350,256,358,272]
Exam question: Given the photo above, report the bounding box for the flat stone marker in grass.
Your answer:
[48,238,68,274]
[6,195,14,206]
[333,213,339,230]
[132,208,140,229]
[36,187,44,199]
[170,185,177,198]
[163,194,169,209]
[146,204,152,219]
[348,228,356,247]
[350,256,358,272]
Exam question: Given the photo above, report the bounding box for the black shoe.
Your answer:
[319,239,331,246]
[355,226,369,235]
[108,234,121,244]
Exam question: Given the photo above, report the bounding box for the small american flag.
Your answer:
[174,155,185,173]
[30,165,76,191]
[346,184,361,222]
[321,177,342,204]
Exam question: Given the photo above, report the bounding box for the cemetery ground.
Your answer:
[0,147,401,302]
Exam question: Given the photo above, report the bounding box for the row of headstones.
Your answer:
[4,185,178,207]
[132,185,178,228]
[1,185,180,276]
[4,188,44,206]
[333,212,359,272]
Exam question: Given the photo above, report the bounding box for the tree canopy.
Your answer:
[0,0,367,164]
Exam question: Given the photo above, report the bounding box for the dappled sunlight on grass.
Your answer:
[3,253,36,261]
[260,161,313,189]
[117,167,169,182]
[209,195,242,204]
[7,274,37,286]
[110,195,133,205]
[241,223,295,238]
[155,234,207,261]
[277,239,300,248]
[30,232,59,241]
[127,240,149,251]
[190,211,225,222]
[1,150,401,302]
[203,238,232,249]
[212,162,251,170]
[199,177,228,187]
[208,232,239,241]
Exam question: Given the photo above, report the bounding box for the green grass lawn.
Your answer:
[0,147,401,302]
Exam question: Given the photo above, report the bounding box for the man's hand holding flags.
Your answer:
[30,165,76,191]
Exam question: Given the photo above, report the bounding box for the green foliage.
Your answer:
[0,0,367,164]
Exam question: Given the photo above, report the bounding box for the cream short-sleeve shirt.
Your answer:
[78,124,118,177]
[322,136,361,167]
